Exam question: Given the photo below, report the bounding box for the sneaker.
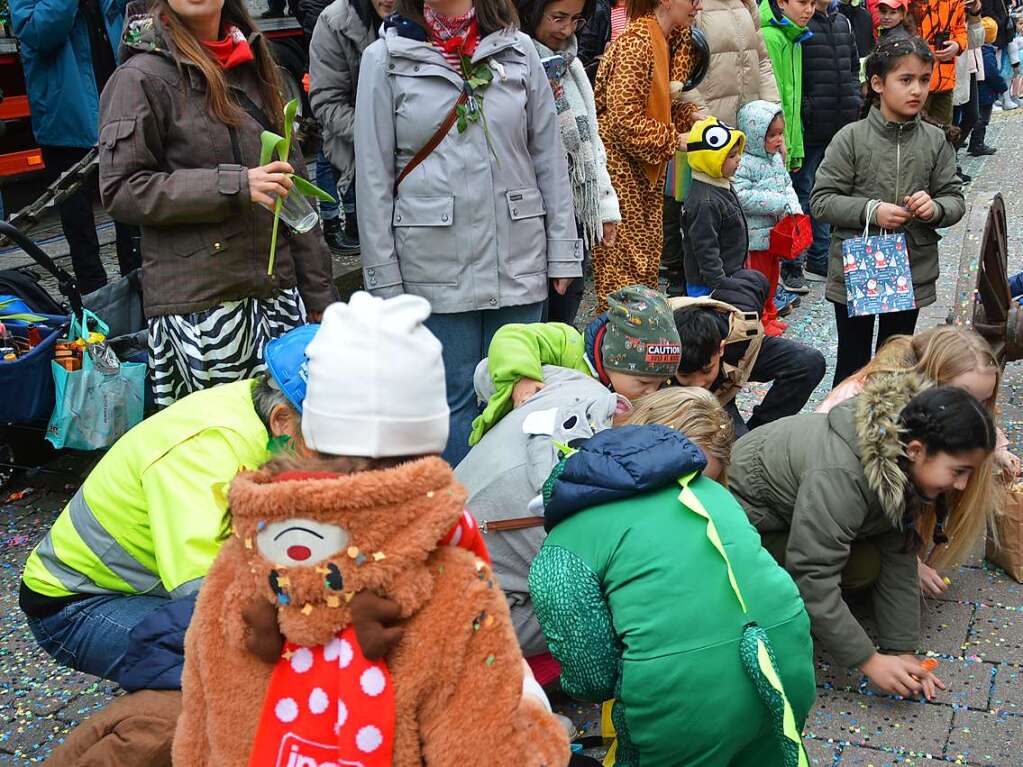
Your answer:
[1001,94,1019,110]
[774,287,800,317]
[968,145,998,157]
[780,268,809,295]
[805,264,828,282]
[323,218,360,253]
[957,168,972,183]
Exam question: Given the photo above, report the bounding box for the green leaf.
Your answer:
[475,65,493,83]
[0,312,48,323]
[468,77,487,89]
[291,174,336,203]
[260,130,285,167]
[457,115,468,133]
[282,98,299,156]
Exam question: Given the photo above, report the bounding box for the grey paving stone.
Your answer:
[965,606,1023,664]
[804,690,953,755]
[946,708,1023,767]
[990,662,1023,715]
[925,658,992,711]
[919,601,975,657]
[803,736,839,766]
[934,564,1023,609]
[837,745,951,765]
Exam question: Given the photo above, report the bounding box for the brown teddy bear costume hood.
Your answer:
[173,456,569,767]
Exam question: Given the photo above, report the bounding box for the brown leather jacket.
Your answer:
[98,8,335,317]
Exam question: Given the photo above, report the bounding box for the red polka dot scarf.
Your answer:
[248,629,395,767]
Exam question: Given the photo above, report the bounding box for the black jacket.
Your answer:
[802,8,862,147]
[982,0,1013,48]
[837,1,874,66]
[577,0,611,75]
[682,179,749,290]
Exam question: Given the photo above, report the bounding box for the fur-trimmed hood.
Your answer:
[842,372,930,526]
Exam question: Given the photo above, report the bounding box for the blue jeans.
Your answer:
[789,143,830,274]
[425,302,544,466]
[316,150,341,221]
[26,594,168,682]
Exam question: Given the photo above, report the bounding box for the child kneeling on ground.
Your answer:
[468,285,681,445]
[529,408,816,766]
[174,293,569,767]
[729,376,996,698]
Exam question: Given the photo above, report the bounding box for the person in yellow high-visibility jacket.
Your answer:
[20,325,318,684]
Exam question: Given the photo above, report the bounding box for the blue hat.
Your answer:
[264,323,320,412]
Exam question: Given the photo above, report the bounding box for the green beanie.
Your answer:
[601,286,682,377]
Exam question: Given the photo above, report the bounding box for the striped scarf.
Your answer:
[533,38,603,248]
[424,5,480,70]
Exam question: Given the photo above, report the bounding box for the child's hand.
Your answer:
[602,221,619,248]
[512,378,544,407]
[551,278,573,295]
[905,191,936,221]
[918,559,949,597]
[860,652,946,700]
[874,203,912,229]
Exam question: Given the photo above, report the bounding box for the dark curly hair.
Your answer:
[899,385,996,457]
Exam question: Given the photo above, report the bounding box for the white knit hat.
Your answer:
[301,292,449,458]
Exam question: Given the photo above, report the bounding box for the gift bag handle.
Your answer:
[863,199,893,240]
[69,308,111,343]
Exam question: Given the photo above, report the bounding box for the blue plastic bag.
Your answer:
[45,310,146,450]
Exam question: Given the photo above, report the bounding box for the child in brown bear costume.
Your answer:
[173,293,570,767]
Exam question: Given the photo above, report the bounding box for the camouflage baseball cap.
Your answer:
[602,286,682,377]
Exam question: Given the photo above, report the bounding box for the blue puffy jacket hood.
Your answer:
[737,100,784,160]
[541,424,707,531]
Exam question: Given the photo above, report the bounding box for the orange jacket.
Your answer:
[912,0,968,93]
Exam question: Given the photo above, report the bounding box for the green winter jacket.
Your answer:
[758,0,810,171]
[727,373,929,669]
[810,107,965,308]
[530,425,816,766]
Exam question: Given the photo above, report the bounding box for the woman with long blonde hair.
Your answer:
[98,0,335,408]
[819,324,1011,594]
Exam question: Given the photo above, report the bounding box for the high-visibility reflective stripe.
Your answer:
[52,490,169,597]
[34,532,110,595]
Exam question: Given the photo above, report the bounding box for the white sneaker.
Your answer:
[1001,93,1019,110]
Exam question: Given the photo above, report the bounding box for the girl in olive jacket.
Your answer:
[728,376,996,700]
[810,36,965,386]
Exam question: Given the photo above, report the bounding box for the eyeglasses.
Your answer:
[543,12,588,31]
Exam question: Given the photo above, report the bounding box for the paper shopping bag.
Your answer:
[842,211,916,318]
[987,488,1023,582]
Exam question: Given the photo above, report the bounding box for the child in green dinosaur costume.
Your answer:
[529,424,816,766]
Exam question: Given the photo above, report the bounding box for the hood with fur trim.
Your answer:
[850,372,931,526]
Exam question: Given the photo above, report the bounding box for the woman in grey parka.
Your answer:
[354,0,583,465]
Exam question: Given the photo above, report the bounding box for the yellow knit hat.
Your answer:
[686,117,746,179]
[982,16,998,44]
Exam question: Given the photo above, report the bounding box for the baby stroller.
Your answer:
[0,221,147,481]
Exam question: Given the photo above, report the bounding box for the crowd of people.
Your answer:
[6,0,1023,761]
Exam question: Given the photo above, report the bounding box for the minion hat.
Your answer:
[982,16,998,43]
[686,117,746,179]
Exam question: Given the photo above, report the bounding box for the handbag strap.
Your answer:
[394,90,469,193]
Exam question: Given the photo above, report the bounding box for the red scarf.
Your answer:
[202,24,255,69]
[424,5,480,69]
[249,628,395,767]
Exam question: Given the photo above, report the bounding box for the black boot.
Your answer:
[323,217,359,254]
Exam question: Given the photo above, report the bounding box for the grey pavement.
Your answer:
[1,112,1023,764]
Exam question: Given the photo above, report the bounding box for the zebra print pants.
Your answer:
[148,288,305,409]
